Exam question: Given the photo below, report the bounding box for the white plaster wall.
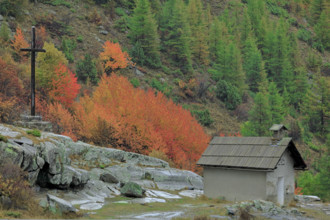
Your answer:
[266,150,295,204]
[203,167,267,201]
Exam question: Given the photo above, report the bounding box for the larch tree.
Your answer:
[243,36,263,93]
[161,0,192,73]
[268,82,284,124]
[187,0,209,66]
[128,0,161,67]
[242,91,272,136]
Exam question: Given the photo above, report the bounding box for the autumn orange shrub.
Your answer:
[0,58,23,97]
[73,74,210,170]
[45,102,77,141]
[49,64,81,108]
[11,27,29,61]
[99,41,130,74]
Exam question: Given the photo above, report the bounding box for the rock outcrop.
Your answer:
[0,123,204,213]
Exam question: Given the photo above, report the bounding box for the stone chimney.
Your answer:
[270,124,287,145]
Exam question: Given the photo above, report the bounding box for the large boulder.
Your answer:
[47,194,77,214]
[120,182,144,198]
[100,172,119,184]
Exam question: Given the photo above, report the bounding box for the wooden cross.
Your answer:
[20,26,46,116]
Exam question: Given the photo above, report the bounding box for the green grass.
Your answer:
[26,129,41,137]
[88,195,229,219]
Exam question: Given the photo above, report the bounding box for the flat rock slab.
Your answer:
[146,190,181,199]
[179,190,203,198]
[130,198,166,204]
[127,211,184,219]
[0,125,20,137]
[80,202,104,210]
[47,194,77,214]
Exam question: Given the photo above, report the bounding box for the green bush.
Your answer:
[76,35,84,43]
[191,109,213,127]
[76,54,98,84]
[61,37,77,63]
[115,7,126,16]
[0,22,10,42]
[297,29,312,43]
[130,78,140,88]
[26,129,41,137]
[40,0,71,7]
[150,78,172,97]
[216,80,242,110]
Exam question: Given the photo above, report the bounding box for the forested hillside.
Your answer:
[0,0,329,200]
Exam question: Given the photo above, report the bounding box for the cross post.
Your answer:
[20,26,46,116]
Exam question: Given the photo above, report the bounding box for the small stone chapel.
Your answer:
[197,124,307,205]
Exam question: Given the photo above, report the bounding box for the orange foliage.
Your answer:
[73,74,210,171]
[11,27,29,61]
[0,58,23,98]
[49,64,81,108]
[0,96,19,123]
[294,187,303,195]
[46,102,77,141]
[99,41,130,74]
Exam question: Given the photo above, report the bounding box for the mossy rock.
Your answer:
[120,182,143,198]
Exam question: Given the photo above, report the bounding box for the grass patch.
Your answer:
[89,196,229,219]
[0,134,8,143]
[26,129,41,137]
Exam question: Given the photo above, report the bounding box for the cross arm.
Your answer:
[20,48,46,52]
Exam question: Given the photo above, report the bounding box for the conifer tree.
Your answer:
[187,0,209,66]
[314,11,330,51]
[240,8,252,43]
[243,36,263,93]
[161,0,192,73]
[211,41,246,94]
[310,0,326,24]
[247,0,267,47]
[245,91,272,136]
[209,19,227,62]
[304,74,330,134]
[268,82,284,124]
[128,0,161,67]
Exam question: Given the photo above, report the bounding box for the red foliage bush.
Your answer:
[72,74,210,171]
[49,64,81,108]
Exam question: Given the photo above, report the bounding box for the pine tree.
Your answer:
[248,91,272,136]
[314,11,330,51]
[310,0,326,24]
[247,0,267,47]
[305,74,330,134]
[128,0,161,67]
[211,41,246,94]
[268,82,284,124]
[187,0,209,65]
[161,0,192,73]
[243,36,263,93]
[209,19,227,62]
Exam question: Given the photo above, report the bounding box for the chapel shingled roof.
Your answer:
[197,137,306,170]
